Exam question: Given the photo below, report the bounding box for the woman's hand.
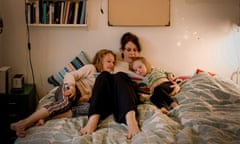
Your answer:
[169,83,180,96]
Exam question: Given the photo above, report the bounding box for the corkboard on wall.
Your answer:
[108,0,170,26]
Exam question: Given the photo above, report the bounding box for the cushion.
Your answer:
[196,68,216,76]
[173,75,191,84]
[48,51,90,86]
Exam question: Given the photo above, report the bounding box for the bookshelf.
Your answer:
[26,0,88,27]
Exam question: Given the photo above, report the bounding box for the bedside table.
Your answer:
[2,84,36,143]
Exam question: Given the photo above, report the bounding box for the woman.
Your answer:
[80,32,141,139]
[80,32,180,139]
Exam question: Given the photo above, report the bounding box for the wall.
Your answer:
[0,0,2,65]
[2,0,240,98]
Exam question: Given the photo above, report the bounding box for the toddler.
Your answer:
[129,57,179,114]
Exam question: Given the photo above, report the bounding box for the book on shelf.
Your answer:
[62,1,68,24]
[94,72,150,94]
[79,0,86,24]
[27,3,31,24]
[39,0,43,24]
[30,3,36,23]
[34,1,40,24]
[64,1,70,24]
[54,1,61,24]
[42,1,47,24]
[26,1,35,24]
[48,2,54,24]
[60,1,64,24]
[77,1,83,24]
[26,0,87,25]
[73,1,79,24]
[67,2,75,24]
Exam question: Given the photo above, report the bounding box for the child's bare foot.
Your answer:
[126,111,140,139]
[160,107,169,115]
[35,119,45,126]
[80,114,100,135]
[10,120,29,137]
[10,120,26,131]
[16,129,27,137]
[171,102,179,108]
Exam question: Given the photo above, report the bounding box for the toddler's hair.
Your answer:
[129,57,152,74]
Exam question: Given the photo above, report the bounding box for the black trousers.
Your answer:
[88,71,140,124]
[150,81,174,109]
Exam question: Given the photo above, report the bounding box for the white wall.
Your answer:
[0,0,3,66]
[2,0,240,98]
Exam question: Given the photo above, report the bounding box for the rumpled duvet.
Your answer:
[15,73,240,144]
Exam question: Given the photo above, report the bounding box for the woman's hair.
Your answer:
[92,49,116,72]
[120,32,142,58]
[129,57,152,74]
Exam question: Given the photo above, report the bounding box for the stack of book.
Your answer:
[26,0,87,25]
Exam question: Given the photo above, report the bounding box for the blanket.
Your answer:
[14,73,240,144]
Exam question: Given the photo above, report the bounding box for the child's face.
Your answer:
[132,60,148,76]
[102,53,115,73]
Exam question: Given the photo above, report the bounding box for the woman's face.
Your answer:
[122,41,140,63]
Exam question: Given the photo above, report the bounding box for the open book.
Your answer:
[94,72,150,94]
[126,73,151,94]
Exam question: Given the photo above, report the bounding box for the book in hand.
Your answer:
[94,72,150,94]
[126,73,150,94]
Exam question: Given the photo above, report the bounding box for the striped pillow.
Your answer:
[48,51,90,86]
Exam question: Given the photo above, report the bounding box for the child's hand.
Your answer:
[167,73,175,82]
[169,84,180,96]
[63,85,76,99]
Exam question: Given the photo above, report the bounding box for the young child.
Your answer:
[10,49,116,138]
[129,57,179,114]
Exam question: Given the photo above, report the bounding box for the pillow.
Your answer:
[196,68,216,76]
[173,75,191,84]
[48,51,90,86]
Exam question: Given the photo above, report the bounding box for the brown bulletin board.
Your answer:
[108,0,170,26]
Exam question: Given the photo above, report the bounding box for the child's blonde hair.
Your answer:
[92,49,116,72]
[129,57,152,74]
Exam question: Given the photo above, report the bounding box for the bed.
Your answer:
[14,72,240,144]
